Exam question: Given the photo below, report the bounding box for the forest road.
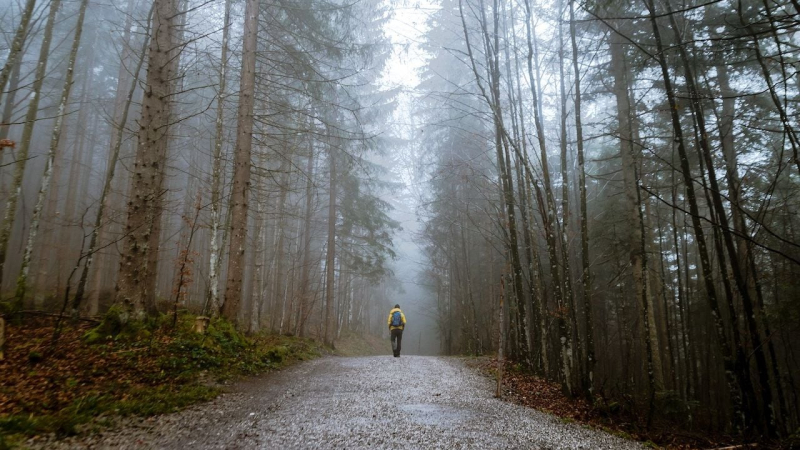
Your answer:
[42,356,642,449]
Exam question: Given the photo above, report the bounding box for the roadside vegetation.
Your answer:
[481,359,798,450]
[0,311,321,448]
[333,330,388,357]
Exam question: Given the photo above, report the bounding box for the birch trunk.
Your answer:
[671,179,695,399]
[14,0,90,303]
[206,0,232,317]
[0,61,21,143]
[0,0,37,108]
[0,0,62,299]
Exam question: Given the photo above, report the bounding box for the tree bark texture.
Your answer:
[115,0,180,319]
[221,0,258,322]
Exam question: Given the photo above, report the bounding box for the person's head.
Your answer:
[394,304,400,309]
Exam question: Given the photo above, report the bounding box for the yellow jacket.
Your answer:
[387,308,406,330]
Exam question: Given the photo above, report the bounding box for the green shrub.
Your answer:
[265,345,290,364]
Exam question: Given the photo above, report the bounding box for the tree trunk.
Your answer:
[642,0,749,432]
[273,159,291,334]
[0,0,62,301]
[221,0,259,322]
[609,28,659,421]
[0,60,21,143]
[0,0,37,108]
[324,140,336,346]
[570,0,595,398]
[296,140,315,337]
[249,169,266,333]
[522,0,570,390]
[115,0,179,319]
[714,48,790,433]
[671,179,695,399]
[15,0,90,303]
[475,0,530,364]
[557,1,581,390]
[73,6,152,317]
[206,0,232,317]
[665,0,776,433]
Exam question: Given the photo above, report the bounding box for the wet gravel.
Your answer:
[36,356,643,449]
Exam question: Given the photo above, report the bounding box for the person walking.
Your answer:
[387,304,406,357]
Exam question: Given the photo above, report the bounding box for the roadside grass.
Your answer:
[333,330,387,356]
[0,311,321,447]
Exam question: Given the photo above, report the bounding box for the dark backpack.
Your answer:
[391,311,402,327]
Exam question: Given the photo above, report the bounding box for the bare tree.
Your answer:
[0,0,62,302]
[14,0,91,303]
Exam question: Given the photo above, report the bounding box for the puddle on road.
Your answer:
[399,403,474,426]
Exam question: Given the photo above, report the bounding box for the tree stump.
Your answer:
[194,316,210,334]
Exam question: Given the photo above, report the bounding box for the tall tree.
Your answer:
[323,137,337,346]
[221,0,259,322]
[72,5,152,317]
[569,0,595,398]
[14,0,91,303]
[0,0,37,108]
[0,0,62,300]
[115,0,180,319]
[206,0,232,317]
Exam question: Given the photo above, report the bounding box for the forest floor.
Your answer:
[3,317,787,449]
[0,313,322,448]
[18,355,643,449]
[478,359,794,449]
[332,330,387,356]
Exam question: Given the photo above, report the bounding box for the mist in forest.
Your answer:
[1,0,800,439]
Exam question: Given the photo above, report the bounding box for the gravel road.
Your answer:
[37,356,642,449]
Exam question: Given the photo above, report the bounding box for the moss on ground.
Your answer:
[0,312,321,447]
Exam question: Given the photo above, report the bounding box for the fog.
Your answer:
[1,0,800,435]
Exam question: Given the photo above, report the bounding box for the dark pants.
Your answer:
[391,329,403,357]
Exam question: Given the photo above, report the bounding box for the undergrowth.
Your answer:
[0,311,321,447]
[479,358,793,449]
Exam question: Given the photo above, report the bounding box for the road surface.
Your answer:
[40,356,642,449]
